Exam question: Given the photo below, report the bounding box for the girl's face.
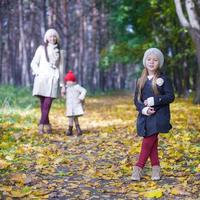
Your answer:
[67,81,75,85]
[48,34,57,44]
[145,54,160,74]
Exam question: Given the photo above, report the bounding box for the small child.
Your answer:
[61,70,87,136]
[132,48,175,181]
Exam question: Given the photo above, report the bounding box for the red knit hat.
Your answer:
[64,70,76,82]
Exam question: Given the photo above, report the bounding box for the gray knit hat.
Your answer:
[143,48,164,68]
[44,28,60,43]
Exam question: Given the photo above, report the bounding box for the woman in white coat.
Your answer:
[31,28,65,134]
[62,70,87,136]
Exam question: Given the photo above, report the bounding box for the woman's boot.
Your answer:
[44,124,52,134]
[38,124,44,134]
[75,124,82,136]
[66,126,73,136]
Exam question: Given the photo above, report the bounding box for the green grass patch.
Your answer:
[0,85,38,109]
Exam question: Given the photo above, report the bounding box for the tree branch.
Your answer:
[186,0,200,30]
[174,0,190,28]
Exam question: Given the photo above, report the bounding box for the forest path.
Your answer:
[0,94,199,199]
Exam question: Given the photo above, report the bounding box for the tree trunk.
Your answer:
[191,29,200,103]
[183,59,190,98]
[41,0,47,34]
[99,1,108,91]
[0,6,3,83]
[77,0,84,85]
[18,0,29,86]
[174,0,200,103]
[1,2,12,85]
[90,0,98,92]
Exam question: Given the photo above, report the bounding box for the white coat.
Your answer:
[31,45,65,98]
[65,83,87,117]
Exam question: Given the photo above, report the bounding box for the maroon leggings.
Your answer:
[136,133,160,168]
[39,96,53,125]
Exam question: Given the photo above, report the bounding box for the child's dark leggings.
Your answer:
[136,133,160,168]
[39,96,53,125]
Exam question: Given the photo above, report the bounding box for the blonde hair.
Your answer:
[137,67,161,102]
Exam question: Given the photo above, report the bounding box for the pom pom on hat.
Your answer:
[44,28,60,43]
[143,48,164,68]
[64,70,76,82]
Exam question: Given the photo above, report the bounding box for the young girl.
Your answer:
[31,28,65,134]
[61,70,87,136]
[132,48,175,181]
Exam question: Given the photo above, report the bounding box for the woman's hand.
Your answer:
[61,87,65,97]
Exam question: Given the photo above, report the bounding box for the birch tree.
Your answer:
[174,0,200,103]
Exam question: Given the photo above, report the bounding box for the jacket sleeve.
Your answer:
[30,45,43,75]
[134,80,145,113]
[59,50,66,87]
[77,85,87,100]
[154,76,175,106]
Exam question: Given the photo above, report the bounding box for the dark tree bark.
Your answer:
[76,0,84,84]
[18,0,29,86]
[0,0,131,91]
[174,0,200,103]
[183,59,190,98]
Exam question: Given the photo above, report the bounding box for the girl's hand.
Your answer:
[147,107,155,115]
[61,87,65,97]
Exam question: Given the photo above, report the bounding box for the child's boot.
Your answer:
[66,126,73,136]
[44,124,52,134]
[151,165,161,180]
[75,124,82,136]
[131,166,142,181]
[38,124,44,134]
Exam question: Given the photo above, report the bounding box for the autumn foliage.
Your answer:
[0,87,199,199]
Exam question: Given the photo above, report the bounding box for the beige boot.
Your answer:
[38,124,44,134]
[131,166,142,181]
[44,124,52,134]
[151,166,161,180]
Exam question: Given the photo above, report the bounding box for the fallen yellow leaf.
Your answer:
[143,189,163,198]
[10,173,27,185]
[0,159,10,169]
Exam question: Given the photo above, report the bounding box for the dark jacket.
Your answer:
[134,75,175,137]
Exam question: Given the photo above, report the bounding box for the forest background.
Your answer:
[1,0,200,103]
[0,1,200,199]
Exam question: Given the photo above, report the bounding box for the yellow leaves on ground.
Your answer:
[9,187,32,198]
[10,173,26,182]
[0,159,10,169]
[195,164,200,172]
[0,94,200,199]
[143,188,163,198]
[171,185,191,196]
